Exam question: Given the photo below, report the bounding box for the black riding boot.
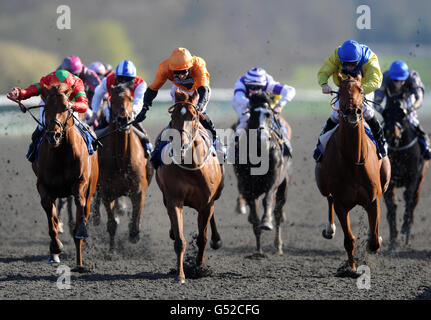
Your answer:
[132,122,153,158]
[27,126,45,162]
[415,124,431,160]
[367,116,387,159]
[273,116,293,157]
[313,117,337,162]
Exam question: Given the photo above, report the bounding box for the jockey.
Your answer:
[89,59,152,158]
[232,67,295,154]
[134,47,219,169]
[314,40,386,161]
[7,69,89,162]
[374,60,431,159]
[58,56,101,104]
[88,61,107,79]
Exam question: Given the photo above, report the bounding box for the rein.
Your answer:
[7,96,46,129]
[168,101,213,171]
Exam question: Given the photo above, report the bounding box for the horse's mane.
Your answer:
[174,89,197,104]
[111,82,133,95]
[249,92,272,109]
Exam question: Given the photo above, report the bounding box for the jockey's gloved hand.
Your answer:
[135,104,149,123]
[196,103,204,112]
[7,87,21,100]
[322,84,333,94]
[273,104,282,114]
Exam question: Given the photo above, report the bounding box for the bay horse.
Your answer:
[93,82,154,250]
[315,73,391,274]
[233,92,292,255]
[32,83,99,272]
[382,98,430,250]
[155,89,224,283]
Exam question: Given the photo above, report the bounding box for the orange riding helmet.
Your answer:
[168,47,194,71]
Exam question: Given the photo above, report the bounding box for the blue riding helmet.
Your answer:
[115,60,137,78]
[338,40,362,62]
[389,60,409,81]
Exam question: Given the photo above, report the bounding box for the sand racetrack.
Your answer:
[0,116,430,300]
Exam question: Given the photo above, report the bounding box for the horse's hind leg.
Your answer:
[322,196,336,239]
[56,198,65,234]
[273,179,287,255]
[334,202,356,271]
[39,187,63,264]
[66,196,74,238]
[167,201,186,283]
[236,194,247,215]
[129,191,145,244]
[210,214,222,250]
[196,203,214,266]
[104,199,117,251]
[383,183,398,251]
[260,189,276,231]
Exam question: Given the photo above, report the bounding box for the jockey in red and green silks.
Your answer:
[7,69,89,160]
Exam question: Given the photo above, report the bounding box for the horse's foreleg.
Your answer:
[322,196,336,239]
[383,183,398,250]
[129,192,145,244]
[247,198,262,254]
[236,194,247,215]
[196,203,214,266]
[366,199,382,253]
[167,202,186,283]
[72,183,90,269]
[39,184,62,263]
[67,196,74,238]
[260,189,276,231]
[380,156,391,193]
[334,202,356,271]
[273,179,287,255]
[56,198,65,234]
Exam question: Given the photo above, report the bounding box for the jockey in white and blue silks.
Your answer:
[374,60,431,159]
[232,67,296,132]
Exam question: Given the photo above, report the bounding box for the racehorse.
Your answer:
[93,82,153,250]
[315,73,391,275]
[155,89,224,283]
[382,98,430,250]
[233,92,292,255]
[32,83,99,272]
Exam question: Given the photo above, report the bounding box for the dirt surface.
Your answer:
[1,116,431,300]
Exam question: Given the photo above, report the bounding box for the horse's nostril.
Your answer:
[54,132,62,140]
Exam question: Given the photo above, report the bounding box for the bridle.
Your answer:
[44,92,75,143]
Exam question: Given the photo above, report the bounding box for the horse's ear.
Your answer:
[337,73,346,82]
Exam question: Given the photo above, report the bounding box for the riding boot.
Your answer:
[201,112,226,163]
[367,116,387,159]
[150,137,162,170]
[26,126,44,162]
[313,117,338,162]
[415,124,431,160]
[132,123,153,158]
[274,115,293,157]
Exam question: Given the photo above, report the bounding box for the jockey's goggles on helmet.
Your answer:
[247,84,264,91]
[342,61,359,68]
[116,75,134,83]
[173,69,190,75]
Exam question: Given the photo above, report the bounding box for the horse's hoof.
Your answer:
[259,222,273,231]
[129,233,140,244]
[210,239,222,250]
[75,223,89,239]
[236,204,246,215]
[48,254,60,264]
[176,278,186,284]
[322,229,334,239]
[71,266,90,273]
[58,222,64,234]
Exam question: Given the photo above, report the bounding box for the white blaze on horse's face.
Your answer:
[181,107,187,115]
[255,107,269,129]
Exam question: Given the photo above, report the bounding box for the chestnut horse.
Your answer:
[93,82,153,250]
[233,92,293,255]
[315,73,391,274]
[32,83,99,272]
[155,89,224,283]
[382,98,430,250]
